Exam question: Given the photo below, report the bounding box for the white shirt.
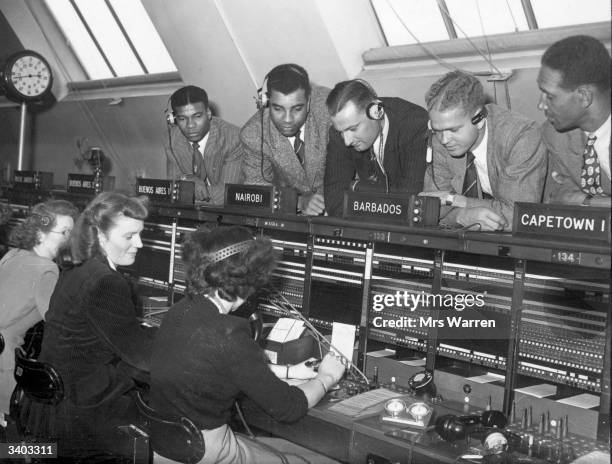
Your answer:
[371,114,390,175]
[587,113,611,181]
[472,122,492,196]
[287,124,306,153]
[195,132,210,156]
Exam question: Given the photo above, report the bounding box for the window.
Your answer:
[371,0,610,46]
[43,0,177,80]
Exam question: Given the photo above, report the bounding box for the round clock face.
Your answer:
[2,51,53,102]
[11,55,52,97]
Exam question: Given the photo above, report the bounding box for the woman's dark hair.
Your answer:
[9,200,78,250]
[183,226,277,301]
[71,191,148,263]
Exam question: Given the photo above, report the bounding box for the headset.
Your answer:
[435,410,507,442]
[165,96,176,125]
[354,79,385,120]
[255,63,310,110]
[471,106,488,126]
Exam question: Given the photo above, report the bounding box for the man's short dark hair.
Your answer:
[170,85,209,112]
[326,80,377,117]
[542,35,611,93]
[266,63,311,98]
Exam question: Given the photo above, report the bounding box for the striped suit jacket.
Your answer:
[165,116,244,206]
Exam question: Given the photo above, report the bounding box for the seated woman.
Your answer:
[30,192,154,460]
[150,226,346,464]
[0,199,77,422]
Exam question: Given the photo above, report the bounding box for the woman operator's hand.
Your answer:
[317,352,346,388]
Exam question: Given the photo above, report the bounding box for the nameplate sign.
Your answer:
[135,178,194,204]
[67,174,115,194]
[343,192,440,226]
[13,170,53,191]
[513,202,611,244]
[224,184,297,214]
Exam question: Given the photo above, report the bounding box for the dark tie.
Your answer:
[192,142,201,176]
[462,151,479,198]
[294,130,305,165]
[580,135,603,195]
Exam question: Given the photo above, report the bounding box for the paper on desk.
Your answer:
[399,358,426,367]
[367,348,396,357]
[515,384,557,398]
[467,372,505,384]
[557,393,600,409]
[328,388,402,417]
[331,322,356,363]
[267,318,305,343]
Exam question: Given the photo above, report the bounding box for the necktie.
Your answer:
[580,135,603,195]
[294,130,305,165]
[462,151,479,198]
[192,142,201,176]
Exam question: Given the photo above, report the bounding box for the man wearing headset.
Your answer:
[324,79,429,217]
[421,71,547,231]
[165,85,244,205]
[241,64,330,216]
[538,35,611,207]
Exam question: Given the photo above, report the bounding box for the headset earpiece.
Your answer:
[165,96,175,125]
[30,212,51,228]
[354,79,384,120]
[366,100,385,120]
[471,106,488,126]
[435,410,507,442]
[256,75,269,110]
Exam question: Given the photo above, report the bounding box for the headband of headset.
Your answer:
[354,79,384,120]
[256,64,309,109]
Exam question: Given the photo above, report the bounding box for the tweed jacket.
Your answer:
[240,85,331,195]
[324,97,429,217]
[165,116,244,206]
[542,121,611,204]
[424,103,547,230]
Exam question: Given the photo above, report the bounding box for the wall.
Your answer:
[0,1,610,192]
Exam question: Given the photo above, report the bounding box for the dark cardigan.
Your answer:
[33,255,153,456]
[150,294,308,429]
[324,97,429,216]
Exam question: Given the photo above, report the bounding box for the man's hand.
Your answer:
[298,193,325,216]
[181,174,210,202]
[419,190,463,206]
[550,170,568,185]
[457,207,506,231]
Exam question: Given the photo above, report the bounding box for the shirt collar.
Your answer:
[372,113,390,158]
[588,113,611,140]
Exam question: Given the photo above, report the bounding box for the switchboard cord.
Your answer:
[265,288,370,385]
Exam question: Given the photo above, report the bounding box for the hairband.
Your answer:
[208,240,253,264]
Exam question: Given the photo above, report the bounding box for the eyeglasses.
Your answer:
[49,229,72,237]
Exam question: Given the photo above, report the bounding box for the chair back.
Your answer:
[22,320,45,359]
[133,390,205,464]
[13,347,64,405]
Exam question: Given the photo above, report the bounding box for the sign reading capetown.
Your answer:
[512,202,610,245]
